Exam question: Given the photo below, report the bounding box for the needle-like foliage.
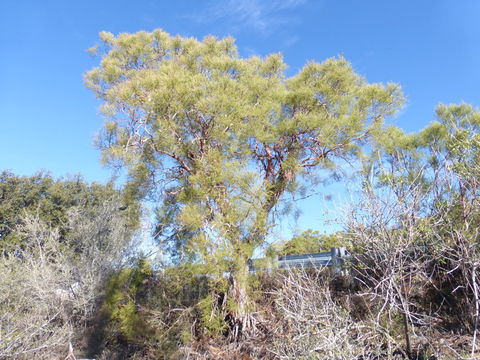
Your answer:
[86,29,403,324]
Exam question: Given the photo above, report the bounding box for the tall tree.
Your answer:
[86,29,403,330]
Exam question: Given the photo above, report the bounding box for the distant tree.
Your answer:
[275,229,346,256]
[85,29,403,330]
[368,102,480,234]
[0,170,139,252]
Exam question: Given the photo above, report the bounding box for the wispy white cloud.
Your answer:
[283,35,299,47]
[190,0,307,34]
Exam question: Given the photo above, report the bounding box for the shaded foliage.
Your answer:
[0,170,140,253]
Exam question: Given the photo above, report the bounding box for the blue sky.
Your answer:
[1,0,479,237]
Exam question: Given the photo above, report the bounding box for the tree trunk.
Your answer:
[229,254,253,340]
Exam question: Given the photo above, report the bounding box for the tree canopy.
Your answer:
[0,170,139,253]
[86,29,403,321]
[366,103,480,232]
[273,229,346,256]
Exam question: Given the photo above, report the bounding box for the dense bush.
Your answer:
[0,196,138,359]
[0,171,140,253]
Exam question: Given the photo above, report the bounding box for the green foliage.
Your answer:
[198,293,228,336]
[104,258,153,341]
[100,263,226,358]
[140,264,211,357]
[0,170,140,253]
[275,229,347,256]
[157,263,211,307]
[85,29,403,295]
[369,102,480,234]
